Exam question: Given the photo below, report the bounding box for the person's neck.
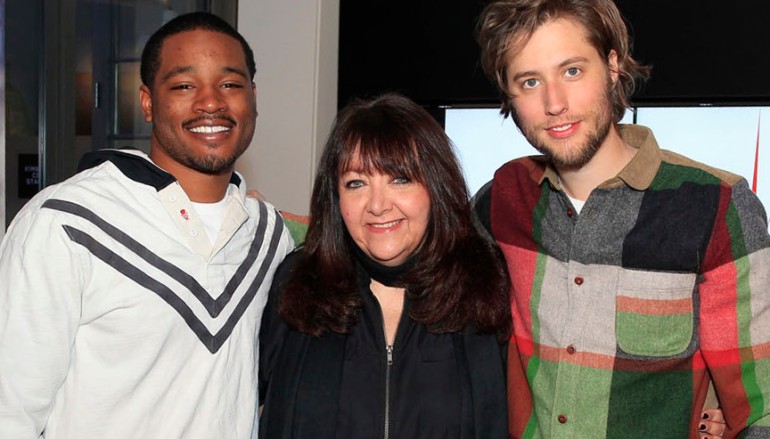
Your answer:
[556,125,637,201]
[353,244,414,288]
[150,151,231,203]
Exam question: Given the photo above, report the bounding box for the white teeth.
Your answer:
[189,126,230,134]
[371,220,401,228]
[550,124,573,132]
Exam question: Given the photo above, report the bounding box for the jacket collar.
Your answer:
[77,148,242,191]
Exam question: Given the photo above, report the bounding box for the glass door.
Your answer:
[3,0,237,230]
[88,0,212,153]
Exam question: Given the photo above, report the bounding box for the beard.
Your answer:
[182,151,243,174]
[152,114,253,175]
[157,137,248,175]
[512,83,614,170]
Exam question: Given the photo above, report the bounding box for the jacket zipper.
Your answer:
[384,342,393,439]
[375,287,403,439]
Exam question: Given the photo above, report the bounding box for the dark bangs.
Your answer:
[335,112,426,185]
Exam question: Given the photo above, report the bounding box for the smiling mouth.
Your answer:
[188,126,231,134]
[548,123,574,132]
[370,219,402,229]
[183,115,237,134]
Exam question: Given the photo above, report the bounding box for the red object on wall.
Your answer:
[753,113,761,194]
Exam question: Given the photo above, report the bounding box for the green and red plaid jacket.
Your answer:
[475,125,770,438]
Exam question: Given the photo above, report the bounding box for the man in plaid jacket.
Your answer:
[473,0,770,437]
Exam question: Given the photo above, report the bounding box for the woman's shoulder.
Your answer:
[262,250,305,342]
[278,247,304,271]
[269,249,304,295]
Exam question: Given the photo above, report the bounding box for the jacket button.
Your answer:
[574,276,584,285]
[558,414,568,424]
[566,345,576,355]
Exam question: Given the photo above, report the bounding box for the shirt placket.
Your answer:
[549,192,597,437]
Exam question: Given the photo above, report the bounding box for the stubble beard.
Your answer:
[156,136,249,175]
[513,86,614,171]
[187,142,248,174]
[153,115,254,175]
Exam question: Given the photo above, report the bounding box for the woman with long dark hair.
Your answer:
[258,93,511,438]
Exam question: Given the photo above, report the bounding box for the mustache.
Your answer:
[538,118,580,130]
[182,114,237,128]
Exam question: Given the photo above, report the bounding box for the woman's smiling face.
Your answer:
[338,164,431,267]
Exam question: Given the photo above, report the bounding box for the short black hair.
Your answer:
[140,12,256,89]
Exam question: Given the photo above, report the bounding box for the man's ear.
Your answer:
[139,84,153,123]
[252,82,258,118]
[607,49,619,85]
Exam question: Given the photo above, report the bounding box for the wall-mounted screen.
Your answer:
[446,106,770,220]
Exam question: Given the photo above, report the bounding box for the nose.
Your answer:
[195,86,227,114]
[544,82,568,116]
[367,183,392,216]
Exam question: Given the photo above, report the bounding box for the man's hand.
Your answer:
[699,409,725,439]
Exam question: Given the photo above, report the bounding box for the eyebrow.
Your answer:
[159,65,249,83]
[222,66,249,79]
[510,56,590,83]
[160,66,194,83]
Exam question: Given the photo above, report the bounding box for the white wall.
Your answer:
[237,0,339,215]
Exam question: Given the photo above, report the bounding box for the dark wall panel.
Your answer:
[339,0,770,108]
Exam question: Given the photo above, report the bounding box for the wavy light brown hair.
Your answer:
[476,0,650,122]
[279,93,511,340]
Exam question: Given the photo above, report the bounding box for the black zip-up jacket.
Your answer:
[258,253,508,438]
